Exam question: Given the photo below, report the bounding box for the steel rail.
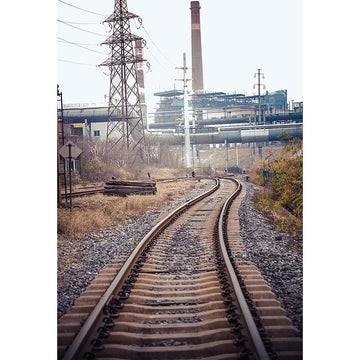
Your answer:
[217,178,270,360]
[60,188,104,200]
[62,179,220,360]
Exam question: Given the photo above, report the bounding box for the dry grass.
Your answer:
[58,180,204,239]
[254,190,302,237]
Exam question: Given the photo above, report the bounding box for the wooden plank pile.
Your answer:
[104,179,157,197]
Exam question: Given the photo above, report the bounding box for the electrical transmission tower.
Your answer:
[100,0,147,160]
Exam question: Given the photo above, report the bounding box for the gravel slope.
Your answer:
[237,181,303,334]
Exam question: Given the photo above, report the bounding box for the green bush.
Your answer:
[252,137,303,235]
[268,155,303,217]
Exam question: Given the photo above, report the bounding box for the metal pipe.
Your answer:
[62,107,303,127]
[159,126,302,146]
[62,108,302,145]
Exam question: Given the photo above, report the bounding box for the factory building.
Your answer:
[152,89,289,129]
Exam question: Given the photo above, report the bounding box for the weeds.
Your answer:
[58,181,201,239]
[251,136,303,238]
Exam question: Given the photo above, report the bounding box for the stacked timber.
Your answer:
[104,179,157,197]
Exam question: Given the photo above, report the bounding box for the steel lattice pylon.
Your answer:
[100,0,146,157]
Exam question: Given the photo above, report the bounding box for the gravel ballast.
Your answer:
[57,180,215,318]
[58,179,303,337]
[237,181,303,335]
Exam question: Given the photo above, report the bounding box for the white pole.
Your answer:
[236,143,239,166]
[183,53,191,168]
[225,139,228,173]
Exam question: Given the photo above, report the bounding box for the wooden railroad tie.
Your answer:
[104,180,157,197]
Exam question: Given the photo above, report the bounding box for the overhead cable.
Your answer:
[57,38,100,46]
[58,0,107,16]
[58,37,107,55]
[144,45,169,73]
[57,19,101,25]
[139,23,176,67]
[57,58,98,66]
[58,20,107,37]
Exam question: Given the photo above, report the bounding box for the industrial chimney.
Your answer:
[190,1,204,92]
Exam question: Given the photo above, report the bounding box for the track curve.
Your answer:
[58,178,301,359]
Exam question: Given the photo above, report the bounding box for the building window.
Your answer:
[94,130,100,137]
[71,125,84,138]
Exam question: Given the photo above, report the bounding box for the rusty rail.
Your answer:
[62,179,220,360]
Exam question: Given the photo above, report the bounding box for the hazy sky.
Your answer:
[57,0,302,116]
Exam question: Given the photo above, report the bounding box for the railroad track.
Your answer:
[58,178,302,359]
[60,178,185,200]
[61,188,104,200]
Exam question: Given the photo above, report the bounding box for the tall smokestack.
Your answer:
[190,1,204,92]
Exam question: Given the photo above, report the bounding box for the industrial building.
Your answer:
[60,0,302,144]
[149,1,301,132]
[151,89,291,129]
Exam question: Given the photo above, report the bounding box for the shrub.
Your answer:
[82,157,106,182]
[251,137,303,235]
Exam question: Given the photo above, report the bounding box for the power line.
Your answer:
[58,0,107,16]
[57,19,101,25]
[57,58,98,66]
[144,45,170,73]
[138,22,175,67]
[58,20,107,37]
[58,36,107,55]
[57,38,100,46]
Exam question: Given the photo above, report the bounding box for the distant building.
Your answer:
[62,100,147,141]
[293,101,303,113]
[152,89,289,128]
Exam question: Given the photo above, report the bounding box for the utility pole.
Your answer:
[100,0,148,160]
[67,143,73,210]
[249,142,253,165]
[57,84,67,205]
[253,69,265,161]
[225,139,228,173]
[253,69,265,125]
[235,143,239,167]
[176,53,192,168]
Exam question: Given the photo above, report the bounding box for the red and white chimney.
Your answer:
[190,1,204,93]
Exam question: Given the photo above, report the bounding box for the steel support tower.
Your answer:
[100,0,146,157]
